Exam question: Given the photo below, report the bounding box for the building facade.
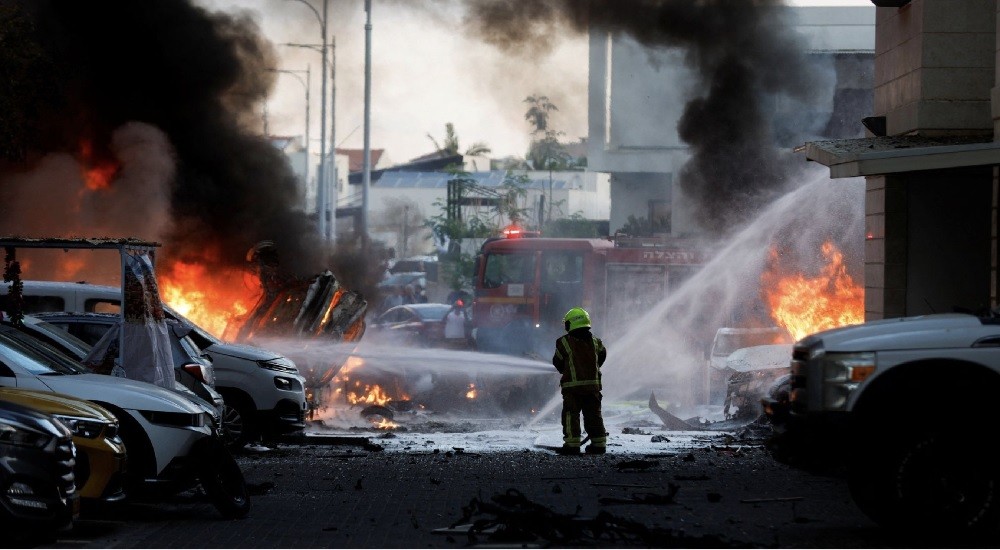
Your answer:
[587,2,877,236]
[807,0,1000,320]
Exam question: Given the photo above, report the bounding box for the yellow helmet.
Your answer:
[563,307,591,331]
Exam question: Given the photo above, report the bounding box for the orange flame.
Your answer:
[763,241,864,341]
[159,260,261,339]
[78,140,118,191]
[465,383,477,400]
[373,417,398,430]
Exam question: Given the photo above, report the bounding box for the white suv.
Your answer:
[1,281,307,447]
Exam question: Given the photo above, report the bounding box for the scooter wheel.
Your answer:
[197,437,251,519]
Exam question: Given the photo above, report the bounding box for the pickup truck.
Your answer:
[764,313,1000,537]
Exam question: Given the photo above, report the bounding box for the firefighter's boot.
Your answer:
[556,445,581,456]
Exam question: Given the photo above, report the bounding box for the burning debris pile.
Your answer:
[303,347,557,431]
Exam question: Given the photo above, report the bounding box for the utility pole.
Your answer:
[283,0,330,241]
[266,67,310,212]
[362,0,373,253]
[328,38,337,243]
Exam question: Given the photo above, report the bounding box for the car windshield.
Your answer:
[413,305,450,321]
[23,319,92,358]
[482,252,535,288]
[0,328,88,375]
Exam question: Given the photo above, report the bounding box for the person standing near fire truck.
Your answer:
[552,307,607,455]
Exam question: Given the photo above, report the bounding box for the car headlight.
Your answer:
[821,352,876,383]
[53,415,108,439]
[258,359,298,374]
[820,352,876,409]
[0,421,52,449]
[139,410,208,428]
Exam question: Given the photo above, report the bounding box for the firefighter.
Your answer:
[552,307,607,455]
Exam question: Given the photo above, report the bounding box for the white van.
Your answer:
[1,281,307,448]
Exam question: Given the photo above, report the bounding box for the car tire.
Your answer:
[219,391,258,451]
[849,422,1000,540]
[196,437,251,519]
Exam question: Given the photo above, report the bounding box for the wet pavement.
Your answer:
[41,427,906,549]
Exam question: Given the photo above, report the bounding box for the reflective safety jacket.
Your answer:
[552,328,607,392]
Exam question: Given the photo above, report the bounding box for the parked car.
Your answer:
[377,272,428,304]
[3,281,307,448]
[370,303,452,347]
[31,312,224,418]
[0,398,77,541]
[0,323,249,518]
[0,388,126,506]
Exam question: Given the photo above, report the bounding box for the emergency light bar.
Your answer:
[501,224,540,238]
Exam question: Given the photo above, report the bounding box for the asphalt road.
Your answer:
[36,429,925,549]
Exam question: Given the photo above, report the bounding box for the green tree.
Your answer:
[425,168,531,291]
[524,95,571,225]
[427,122,491,162]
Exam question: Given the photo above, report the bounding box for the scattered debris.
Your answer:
[599,484,679,506]
[648,392,703,431]
[622,427,652,435]
[615,459,659,471]
[740,497,804,504]
[674,474,711,481]
[650,434,670,443]
[438,488,739,547]
[712,445,744,457]
[360,404,394,421]
[591,483,654,489]
[246,481,275,496]
[237,243,367,343]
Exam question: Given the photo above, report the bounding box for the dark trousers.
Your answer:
[560,390,607,448]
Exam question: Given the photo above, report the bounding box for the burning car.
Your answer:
[721,343,792,420]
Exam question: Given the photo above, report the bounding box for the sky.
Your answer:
[199,0,590,166]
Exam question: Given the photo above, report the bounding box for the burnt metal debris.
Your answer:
[234,241,367,343]
[439,488,738,547]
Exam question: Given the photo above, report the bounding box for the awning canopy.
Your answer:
[803,135,1000,178]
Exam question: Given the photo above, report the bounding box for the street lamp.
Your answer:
[267,67,311,212]
[282,0,332,242]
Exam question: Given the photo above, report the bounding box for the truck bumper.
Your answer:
[764,403,852,470]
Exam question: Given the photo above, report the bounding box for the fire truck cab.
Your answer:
[472,234,707,356]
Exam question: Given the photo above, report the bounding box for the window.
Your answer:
[482,253,535,289]
[86,299,121,314]
[22,296,65,313]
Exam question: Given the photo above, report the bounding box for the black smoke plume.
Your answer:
[462,0,819,233]
[0,0,325,277]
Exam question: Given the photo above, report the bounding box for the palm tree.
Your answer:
[427,122,491,158]
[524,95,558,134]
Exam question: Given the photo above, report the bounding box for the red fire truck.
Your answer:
[472,233,710,356]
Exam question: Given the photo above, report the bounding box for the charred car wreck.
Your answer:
[232,242,367,343]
